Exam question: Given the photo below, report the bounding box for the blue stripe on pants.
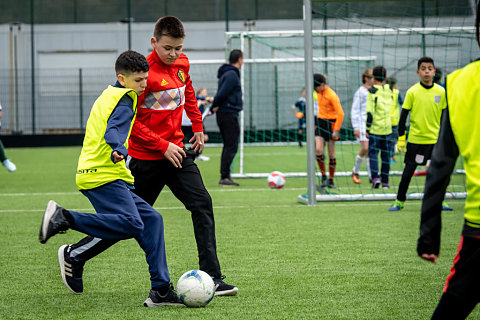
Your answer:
[69,180,170,287]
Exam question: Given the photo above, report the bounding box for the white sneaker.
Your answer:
[196,154,210,161]
[3,159,16,172]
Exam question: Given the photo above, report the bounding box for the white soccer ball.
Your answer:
[176,270,215,308]
[268,171,286,189]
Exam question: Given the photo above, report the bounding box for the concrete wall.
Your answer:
[0,16,476,134]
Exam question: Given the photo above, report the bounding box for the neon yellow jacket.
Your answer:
[76,86,137,190]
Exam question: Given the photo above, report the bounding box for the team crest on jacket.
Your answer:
[434,95,441,103]
[177,69,186,84]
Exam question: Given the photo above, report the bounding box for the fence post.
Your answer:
[79,68,83,130]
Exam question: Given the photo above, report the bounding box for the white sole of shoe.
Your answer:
[143,298,183,307]
[58,245,82,294]
[39,200,57,243]
[214,286,238,296]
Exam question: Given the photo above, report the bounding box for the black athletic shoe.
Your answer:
[213,275,238,296]
[144,284,182,307]
[326,179,335,189]
[39,200,70,244]
[219,178,240,186]
[58,245,84,294]
[321,175,328,188]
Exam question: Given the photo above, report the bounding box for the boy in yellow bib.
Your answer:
[39,51,181,306]
[389,57,452,212]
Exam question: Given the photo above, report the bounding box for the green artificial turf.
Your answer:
[0,146,476,319]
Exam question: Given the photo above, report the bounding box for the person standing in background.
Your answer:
[291,88,306,147]
[313,73,344,189]
[0,101,16,172]
[351,69,373,184]
[212,49,244,187]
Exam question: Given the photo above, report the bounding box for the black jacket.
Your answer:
[212,64,243,113]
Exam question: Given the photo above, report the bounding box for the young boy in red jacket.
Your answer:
[128,16,237,296]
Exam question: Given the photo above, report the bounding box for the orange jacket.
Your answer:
[315,85,344,131]
[128,51,203,160]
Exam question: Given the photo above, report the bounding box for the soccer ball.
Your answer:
[176,270,215,308]
[268,171,286,189]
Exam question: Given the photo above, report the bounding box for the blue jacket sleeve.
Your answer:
[104,94,134,162]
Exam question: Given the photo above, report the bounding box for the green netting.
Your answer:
[220,0,474,200]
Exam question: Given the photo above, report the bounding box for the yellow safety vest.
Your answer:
[76,86,137,190]
[390,87,400,126]
[447,60,480,227]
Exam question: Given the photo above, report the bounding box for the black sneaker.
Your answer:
[321,175,328,188]
[39,200,70,244]
[219,178,240,186]
[326,179,335,189]
[58,245,84,294]
[144,284,183,307]
[213,275,238,296]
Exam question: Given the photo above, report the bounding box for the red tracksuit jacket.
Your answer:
[128,50,203,160]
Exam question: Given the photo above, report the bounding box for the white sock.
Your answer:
[353,155,363,174]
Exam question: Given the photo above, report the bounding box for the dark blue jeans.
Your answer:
[368,134,391,184]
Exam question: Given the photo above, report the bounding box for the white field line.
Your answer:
[0,185,466,197]
[0,200,433,214]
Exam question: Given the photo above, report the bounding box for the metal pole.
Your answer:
[31,0,36,134]
[127,0,132,50]
[225,0,229,32]
[239,33,245,175]
[79,68,83,130]
[421,0,426,56]
[14,31,19,133]
[323,3,328,74]
[303,0,317,206]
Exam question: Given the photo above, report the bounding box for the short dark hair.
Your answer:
[154,16,185,40]
[433,67,443,83]
[115,50,149,75]
[386,76,397,87]
[372,66,386,81]
[417,56,435,69]
[313,73,326,87]
[361,69,373,84]
[229,49,243,64]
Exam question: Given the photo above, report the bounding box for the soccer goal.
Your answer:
[224,10,475,202]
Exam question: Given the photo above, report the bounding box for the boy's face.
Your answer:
[314,84,326,93]
[151,35,184,65]
[118,71,148,96]
[417,62,435,85]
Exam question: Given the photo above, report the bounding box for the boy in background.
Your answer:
[389,57,451,211]
[386,76,402,164]
[181,87,212,161]
[366,66,392,189]
[313,73,344,189]
[351,69,373,184]
[291,88,306,147]
[39,50,182,306]
[0,102,16,172]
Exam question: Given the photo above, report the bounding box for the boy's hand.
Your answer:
[189,132,205,153]
[211,106,219,113]
[420,253,438,264]
[398,135,406,153]
[112,151,124,164]
[164,142,186,168]
[353,129,360,138]
[332,130,340,141]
